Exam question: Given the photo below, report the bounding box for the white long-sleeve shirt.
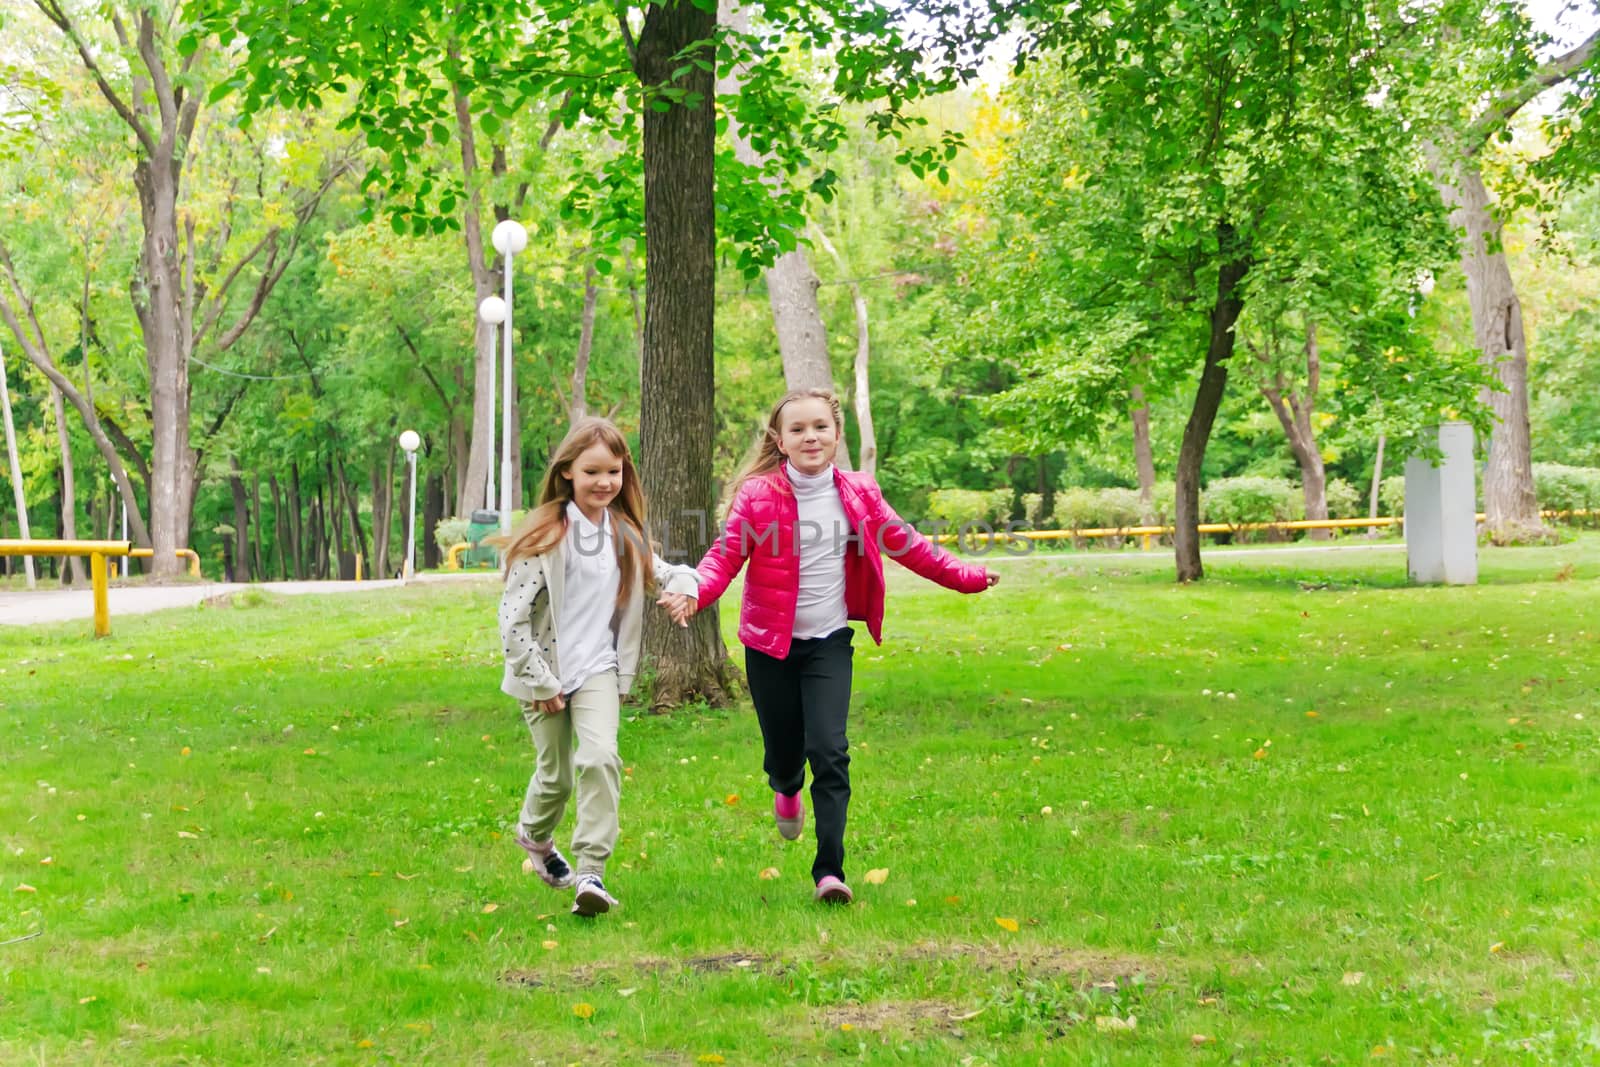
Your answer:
[558,501,620,692]
[787,463,849,639]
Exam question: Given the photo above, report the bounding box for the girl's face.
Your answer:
[775,397,839,477]
[562,441,624,521]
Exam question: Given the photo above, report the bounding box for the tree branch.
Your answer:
[1466,28,1600,155]
[32,0,157,156]
[616,4,639,64]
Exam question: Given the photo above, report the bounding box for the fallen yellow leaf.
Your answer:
[758,867,780,880]
[1253,748,1267,759]
[78,995,97,1005]
[840,1023,854,1031]
[541,940,558,950]
[995,917,1019,932]
[481,903,499,914]
[724,793,740,806]
[14,884,36,893]
[1095,1015,1137,1033]
[863,868,889,885]
[180,746,192,756]
[356,1039,374,1049]
[572,1002,594,1019]
[1305,711,1319,719]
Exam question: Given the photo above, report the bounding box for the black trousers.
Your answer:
[745,627,855,883]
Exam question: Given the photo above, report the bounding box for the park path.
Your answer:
[0,571,499,627]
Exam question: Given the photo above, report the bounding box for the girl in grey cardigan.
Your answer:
[497,417,697,916]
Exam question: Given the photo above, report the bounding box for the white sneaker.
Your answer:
[516,835,575,889]
[572,873,618,917]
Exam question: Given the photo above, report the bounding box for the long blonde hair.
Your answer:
[497,417,653,609]
[723,388,845,508]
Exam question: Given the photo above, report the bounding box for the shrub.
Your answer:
[1533,464,1600,519]
[1202,476,1304,528]
[1020,493,1051,529]
[434,517,470,553]
[1379,475,1406,519]
[1324,478,1360,520]
[924,488,1013,529]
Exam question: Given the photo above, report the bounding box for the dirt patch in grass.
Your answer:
[893,940,1164,985]
[819,998,975,1034]
[501,951,784,989]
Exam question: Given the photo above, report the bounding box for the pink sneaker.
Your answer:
[773,791,804,841]
[814,875,853,905]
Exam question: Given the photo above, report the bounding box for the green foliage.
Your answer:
[924,487,1013,528]
[1202,476,1304,527]
[1325,477,1361,520]
[1533,464,1600,517]
[1052,486,1144,531]
[434,516,471,553]
[1381,475,1408,519]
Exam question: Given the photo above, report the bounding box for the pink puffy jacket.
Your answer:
[696,466,990,659]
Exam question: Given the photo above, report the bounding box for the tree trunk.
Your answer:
[1429,154,1544,542]
[423,470,445,570]
[131,149,192,580]
[288,463,306,580]
[1130,384,1156,525]
[717,0,850,466]
[51,386,87,583]
[634,1,738,707]
[1174,233,1251,582]
[370,455,393,580]
[1259,322,1329,539]
[570,263,600,422]
[251,471,266,579]
[270,473,287,580]
[1367,434,1386,520]
[229,457,251,581]
[336,457,369,572]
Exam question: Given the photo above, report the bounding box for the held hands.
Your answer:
[535,693,566,716]
[656,592,698,627]
[983,569,1000,588]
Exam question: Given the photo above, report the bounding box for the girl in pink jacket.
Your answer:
[693,389,998,904]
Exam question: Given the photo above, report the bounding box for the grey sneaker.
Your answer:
[516,834,575,889]
[572,873,618,917]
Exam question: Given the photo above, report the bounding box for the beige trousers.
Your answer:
[517,670,622,875]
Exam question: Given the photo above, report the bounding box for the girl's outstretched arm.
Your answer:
[866,482,994,593]
[499,558,562,702]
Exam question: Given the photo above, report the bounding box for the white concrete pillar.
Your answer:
[1405,421,1478,585]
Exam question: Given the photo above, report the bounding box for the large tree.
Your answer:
[1406,7,1598,542]
[991,0,1479,580]
[11,0,350,577]
[195,0,978,701]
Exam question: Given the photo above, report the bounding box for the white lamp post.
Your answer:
[399,429,421,581]
[490,219,528,537]
[477,295,507,514]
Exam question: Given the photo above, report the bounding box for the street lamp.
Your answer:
[399,429,421,581]
[477,295,507,514]
[491,219,528,537]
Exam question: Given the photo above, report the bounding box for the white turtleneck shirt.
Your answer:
[786,462,850,639]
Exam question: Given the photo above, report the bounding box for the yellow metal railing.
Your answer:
[0,539,132,637]
[127,547,203,578]
[939,508,1596,551]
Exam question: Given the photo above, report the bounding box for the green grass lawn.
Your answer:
[3,538,1598,1064]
